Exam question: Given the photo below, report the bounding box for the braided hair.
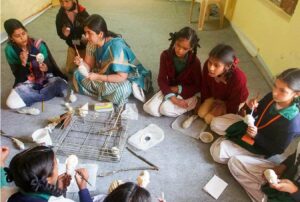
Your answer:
[4,146,65,197]
[208,44,239,80]
[168,27,200,61]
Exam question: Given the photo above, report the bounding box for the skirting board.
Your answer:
[231,22,273,88]
[0,3,52,44]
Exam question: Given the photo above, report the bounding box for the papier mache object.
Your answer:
[65,155,79,176]
[264,169,278,184]
[244,114,255,126]
[137,170,150,188]
[182,115,198,129]
[36,53,45,64]
[79,103,89,117]
[78,59,89,77]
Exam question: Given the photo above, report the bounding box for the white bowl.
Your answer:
[199,132,214,143]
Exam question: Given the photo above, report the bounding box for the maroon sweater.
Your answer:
[201,60,249,113]
[158,50,202,99]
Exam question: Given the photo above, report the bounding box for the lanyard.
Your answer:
[255,100,281,130]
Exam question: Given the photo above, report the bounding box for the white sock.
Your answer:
[6,89,26,109]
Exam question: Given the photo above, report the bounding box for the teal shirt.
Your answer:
[173,54,187,75]
[5,42,48,65]
[1,167,8,188]
[270,102,299,120]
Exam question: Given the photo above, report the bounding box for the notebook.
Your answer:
[94,102,113,112]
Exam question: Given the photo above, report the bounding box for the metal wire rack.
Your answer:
[51,110,128,162]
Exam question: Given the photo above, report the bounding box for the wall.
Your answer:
[229,0,300,76]
[1,0,51,41]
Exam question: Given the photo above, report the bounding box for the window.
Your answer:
[270,0,298,15]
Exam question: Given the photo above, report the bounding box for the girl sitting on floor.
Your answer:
[73,14,152,106]
[4,146,92,202]
[4,19,68,115]
[210,68,300,164]
[228,140,300,202]
[143,27,201,117]
[183,44,249,127]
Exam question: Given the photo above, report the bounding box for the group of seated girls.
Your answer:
[2,1,300,201]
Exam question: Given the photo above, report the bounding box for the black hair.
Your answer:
[4,146,64,197]
[276,68,300,92]
[276,68,300,108]
[168,26,200,59]
[209,44,238,79]
[84,14,120,38]
[4,18,27,38]
[59,0,78,11]
[104,182,151,202]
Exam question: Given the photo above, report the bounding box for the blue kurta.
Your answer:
[74,37,151,105]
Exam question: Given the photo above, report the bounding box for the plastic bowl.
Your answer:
[199,132,214,143]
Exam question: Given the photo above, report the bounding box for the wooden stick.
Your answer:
[42,100,44,112]
[102,104,124,149]
[75,170,92,186]
[98,166,158,177]
[73,44,80,57]
[126,147,159,170]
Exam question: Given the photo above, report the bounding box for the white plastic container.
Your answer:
[128,124,164,151]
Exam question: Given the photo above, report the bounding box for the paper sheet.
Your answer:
[203,175,228,199]
[121,103,138,120]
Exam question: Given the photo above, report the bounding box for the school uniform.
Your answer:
[197,61,248,124]
[210,93,300,164]
[200,61,249,113]
[228,142,300,202]
[143,49,201,117]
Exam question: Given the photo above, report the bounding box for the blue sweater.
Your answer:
[252,93,300,156]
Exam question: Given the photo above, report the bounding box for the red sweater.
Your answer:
[158,50,202,99]
[201,60,249,113]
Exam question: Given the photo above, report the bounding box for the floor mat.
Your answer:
[171,114,208,139]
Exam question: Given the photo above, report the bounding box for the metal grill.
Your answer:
[51,110,128,162]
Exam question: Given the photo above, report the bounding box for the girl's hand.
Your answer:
[246,98,259,110]
[74,56,82,66]
[272,164,287,178]
[57,173,72,190]
[20,50,28,66]
[75,168,89,190]
[170,97,188,109]
[270,179,299,194]
[39,63,48,72]
[170,86,178,94]
[62,26,71,37]
[247,125,257,138]
[0,146,9,167]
